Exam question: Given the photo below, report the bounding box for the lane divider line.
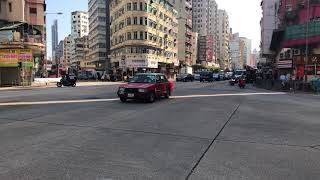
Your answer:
[0,92,286,106]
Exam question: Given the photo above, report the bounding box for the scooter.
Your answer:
[229,78,236,86]
[238,78,246,89]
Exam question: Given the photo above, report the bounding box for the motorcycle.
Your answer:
[238,78,246,89]
[57,76,77,87]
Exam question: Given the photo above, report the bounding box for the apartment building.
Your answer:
[168,0,195,67]
[260,0,278,64]
[0,0,46,86]
[88,0,110,71]
[71,11,89,38]
[192,0,219,67]
[217,9,231,70]
[109,0,178,77]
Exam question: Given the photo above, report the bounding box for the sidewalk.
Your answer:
[0,81,125,91]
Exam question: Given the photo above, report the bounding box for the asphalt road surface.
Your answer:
[0,82,319,180]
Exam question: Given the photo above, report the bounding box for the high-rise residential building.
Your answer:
[168,0,194,67]
[230,33,241,70]
[260,0,279,64]
[64,35,73,67]
[191,32,198,65]
[109,0,178,78]
[55,40,64,64]
[217,9,231,70]
[240,37,252,66]
[88,0,110,71]
[192,0,219,67]
[70,35,89,68]
[71,11,89,38]
[0,0,46,86]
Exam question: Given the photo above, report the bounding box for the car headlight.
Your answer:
[119,87,125,92]
[138,88,146,93]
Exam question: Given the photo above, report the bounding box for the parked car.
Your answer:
[194,73,201,81]
[213,73,220,81]
[200,72,214,82]
[117,73,174,103]
[176,74,194,82]
[219,72,226,80]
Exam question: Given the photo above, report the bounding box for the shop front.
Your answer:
[0,49,33,86]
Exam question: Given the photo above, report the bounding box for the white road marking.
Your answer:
[0,92,285,106]
[172,92,286,99]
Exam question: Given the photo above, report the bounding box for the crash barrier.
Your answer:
[255,79,313,92]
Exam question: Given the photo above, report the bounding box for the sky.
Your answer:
[215,0,262,51]
[46,0,88,58]
[45,0,262,58]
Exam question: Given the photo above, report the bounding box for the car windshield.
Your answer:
[235,71,246,76]
[129,75,156,83]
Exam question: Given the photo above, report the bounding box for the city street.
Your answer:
[0,82,319,180]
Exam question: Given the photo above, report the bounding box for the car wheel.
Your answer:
[120,97,127,103]
[148,92,156,103]
[72,83,76,87]
[57,82,62,87]
[165,88,170,99]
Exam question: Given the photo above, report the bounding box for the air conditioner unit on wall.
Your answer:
[280,52,284,59]
[293,49,301,56]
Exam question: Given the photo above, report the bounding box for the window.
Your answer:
[133,17,137,25]
[139,2,143,11]
[140,32,144,40]
[127,17,131,25]
[149,33,152,41]
[133,2,137,10]
[127,3,131,11]
[134,31,138,39]
[145,32,148,40]
[139,17,143,25]
[29,8,37,14]
[9,2,12,12]
[144,17,148,25]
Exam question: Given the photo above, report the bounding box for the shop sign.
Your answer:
[0,49,32,67]
[277,60,292,69]
[121,59,158,68]
[304,65,320,75]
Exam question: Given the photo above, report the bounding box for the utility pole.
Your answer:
[305,0,310,82]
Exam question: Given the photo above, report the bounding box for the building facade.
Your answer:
[192,0,219,67]
[240,37,252,66]
[71,11,89,38]
[191,32,198,65]
[217,9,231,70]
[0,0,46,86]
[168,0,194,67]
[269,0,320,80]
[230,33,241,70]
[63,35,73,67]
[260,0,279,65]
[51,19,58,60]
[109,0,178,78]
[88,0,110,71]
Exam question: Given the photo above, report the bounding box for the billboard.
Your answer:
[0,49,32,67]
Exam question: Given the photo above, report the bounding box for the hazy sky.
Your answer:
[46,0,262,58]
[216,0,262,51]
